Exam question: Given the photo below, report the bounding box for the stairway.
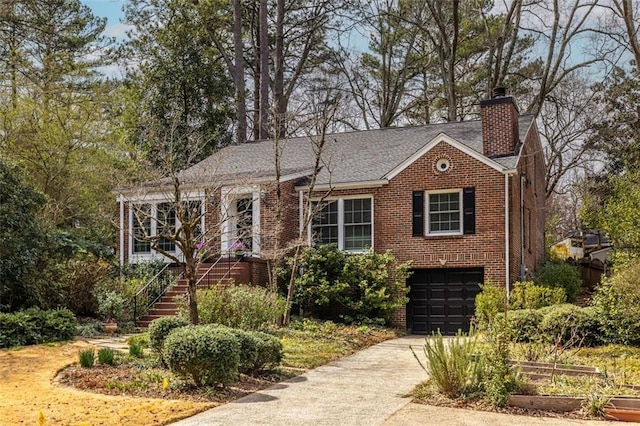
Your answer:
[136,261,251,328]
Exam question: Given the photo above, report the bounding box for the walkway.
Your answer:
[171,335,427,426]
[171,334,616,426]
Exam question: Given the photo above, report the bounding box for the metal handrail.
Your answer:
[132,263,181,321]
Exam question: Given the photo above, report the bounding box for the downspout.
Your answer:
[520,174,526,281]
[118,194,124,269]
[504,173,512,299]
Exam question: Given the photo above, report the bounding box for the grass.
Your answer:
[274,319,399,369]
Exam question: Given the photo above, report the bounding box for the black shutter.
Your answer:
[412,191,424,236]
[463,187,475,235]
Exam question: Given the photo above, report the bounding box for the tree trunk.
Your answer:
[273,0,286,138]
[259,0,269,139]
[232,0,247,143]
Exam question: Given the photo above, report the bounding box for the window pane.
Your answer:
[344,198,372,250]
[236,197,253,251]
[132,204,151,253]
[157,202,176,252]
[311,201,338,245]
[429,192,461,233]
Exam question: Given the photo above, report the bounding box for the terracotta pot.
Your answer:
[102,323,118,334]
[604,407,640,422]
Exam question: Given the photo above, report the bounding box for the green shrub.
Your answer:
[126,333,149,349]
[534,260,583,302]
[591,261,640,345]
[79,349,95,368]
[98,348,116,365]
[474,281,506,328]
[250,331,283,372]
[178,283,286,330]
[0,308,76,348]
[148,316,189,364]
[76,321,103,337]
[96,291,127,322]
[423,330,484,398]
[163,324,240,387]
[539,304,600,347]
[502,308,544,342]
[509,281,566,310]
[285,245,411,324]
[483,314,523,406]
[129,342,144,358]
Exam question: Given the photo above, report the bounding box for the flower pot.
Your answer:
[102,323,118,334]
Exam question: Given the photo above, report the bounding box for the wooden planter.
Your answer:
[508,395,585,412]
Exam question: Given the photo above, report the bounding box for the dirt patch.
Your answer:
[0,341,215,425]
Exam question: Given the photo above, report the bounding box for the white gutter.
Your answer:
[118,194,125,269]
[295,179,388,192]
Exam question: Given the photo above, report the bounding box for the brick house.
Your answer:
[117,94,545,334]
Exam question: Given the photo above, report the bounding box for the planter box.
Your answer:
[605,398,640,422]
[508,395,585,412]
[511,360,602,380]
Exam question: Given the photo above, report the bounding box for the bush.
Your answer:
[509,281,566,310]
[97,291,127,322]
[483,317,523,407]
[0,308,76,348]
[98,348,116,365]
[285,245,411,324]
[178,283,286,330]
[251,331,284,372]
[148,316,189,365]
[591,261,640,345]
[474,281,506,328]
[79,349,95,368]
[538,304,601,347]
[163,324,240,387]
[423,330,484,398]
[129,342,144,358]
[534,260,583,302]
[501,308,544,342]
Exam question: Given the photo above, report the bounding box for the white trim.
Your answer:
[425,189,463,236]
[117,189,206,204]
[220,185,261,256]
[119,195,124,268]
[307,194,374,253]
[384,133,509,180]
[295,180,388,192]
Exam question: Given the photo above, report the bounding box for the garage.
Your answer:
[407,268,484,335]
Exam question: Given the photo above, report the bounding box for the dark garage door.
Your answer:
[408,268,483,335]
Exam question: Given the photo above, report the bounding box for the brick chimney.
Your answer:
[480,88,519,157]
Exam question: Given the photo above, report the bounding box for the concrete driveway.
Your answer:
[171,335,615,426]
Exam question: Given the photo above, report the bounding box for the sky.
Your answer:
[81,0,129,41]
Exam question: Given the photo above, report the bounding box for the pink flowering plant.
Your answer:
[229,240,247,255]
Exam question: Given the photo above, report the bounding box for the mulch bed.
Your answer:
[56,364,294,403]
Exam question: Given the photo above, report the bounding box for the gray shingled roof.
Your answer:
[179,115,535,187]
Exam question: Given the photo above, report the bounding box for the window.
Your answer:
[344,198,372,250]
[312,201,338,244]
[413,188,475,237]
[130,200,204,257]
[132,204,151,253]
[235,197,254,251]
[310,197,372,251]
[156,202,176,252]
[428,191,461,234]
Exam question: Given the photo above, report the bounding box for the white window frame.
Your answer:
[307,195,374,253]
[221,185,261,256]
[128,198,205,263]
[426,189,463,236]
